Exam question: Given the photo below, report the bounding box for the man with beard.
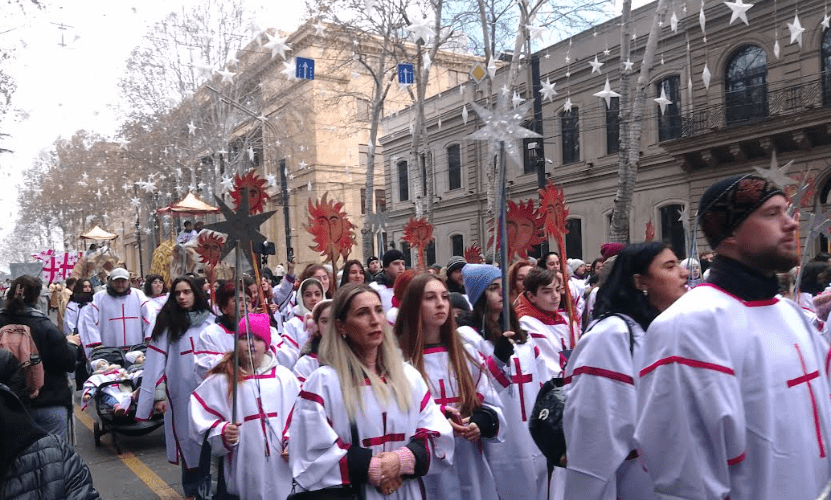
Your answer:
[79,268,156,357]
[634,174,831,500]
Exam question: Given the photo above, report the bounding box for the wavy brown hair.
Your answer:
[395,274,481,417]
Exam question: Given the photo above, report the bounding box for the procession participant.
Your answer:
[79,268,155,356]
[64,279,94,336]
[271,259,297,326]
[539,252,586,323]
[564,242,687,500]
[798,260,831,312]
[635,173,831,500]
[298,263,333,299]
[341,259,368,287]
[0,275,79,440]
[370,249,406,313]
[177,221,198,244]
[289,284,454,499]
[366,256,381,277]
[385,269,417,326]
[134,276,214,498]
[396,274,504,500]
[508,259,533,306]
[293,299,332,388]
[190,313,299,500]
[281,278,325,369]
[143,274,169,314]
[515,267,570,376]
[456,264,550,500]
[445,256,468,296]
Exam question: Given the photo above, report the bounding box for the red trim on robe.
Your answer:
[299,390,325,407]
[639,356,736,378]
[283,335,300,348]
[569,366,635,385]
[697,283,780,307]
[486,356,512,388]
[727,452,746,465]
[423,346,447,354]
[148,344,167,355]
[419,391,431,412]
[192,392,226,421]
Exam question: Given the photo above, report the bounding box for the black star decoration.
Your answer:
[202,193,277,268]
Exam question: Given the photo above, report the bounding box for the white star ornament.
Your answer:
[724,0,753,26]
[654,87,673,115]
[594,78,621,108]
[788,14,805,48]
[589,55,604,74]
[539,78,558,102]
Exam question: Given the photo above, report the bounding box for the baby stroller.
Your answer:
[88,344,163,454]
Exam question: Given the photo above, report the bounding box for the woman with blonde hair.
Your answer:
[290,284,453,499]
[396,274,504,500]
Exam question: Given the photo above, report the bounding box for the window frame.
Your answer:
[724,45,769,125]
[561,107,580,165]
[656,75,682,141]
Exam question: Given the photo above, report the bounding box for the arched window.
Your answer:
[822,28,831,106]
[725,45,768,125]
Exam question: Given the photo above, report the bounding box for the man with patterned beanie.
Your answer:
[634,173,831,499]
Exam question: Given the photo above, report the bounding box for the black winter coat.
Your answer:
[0,349,28,405]
[0,306,76,409]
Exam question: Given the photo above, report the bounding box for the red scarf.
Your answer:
[515,293,565,326]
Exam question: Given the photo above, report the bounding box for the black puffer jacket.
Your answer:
[0,306,76,409]
[0,385,100,500]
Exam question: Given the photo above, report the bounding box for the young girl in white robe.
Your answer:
[515,268,570,377]
[395,274,505,500]
[190,313,299,500]
[290,284,454,499]
[292,300,331,387]
[281,278,324,370]
[135,276,215,499]
[458,264,551,500]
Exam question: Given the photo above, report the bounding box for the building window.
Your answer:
[450,234,464,256]
[400,242,412,268]
[561,108,579,165]
[606,97,620,154]
[565,219,583,260]
[447,144,462,191]
[360,189,387,214]
[397,160,409,202]
[656,75,682,141]
[426,241,436,266]
[823,29,831,107]
[660,204,687,260]
[524,138,543,175]
[725,45,768,125]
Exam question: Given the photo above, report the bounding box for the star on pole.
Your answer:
[264,33,291,59]
[588,55,604,74]
[788,14,805,48]
[202,193,277,269]
[539,78,558,102]
[754,150,795,189]
[465,94,542,167]
[594,78,621,108]
[654,87,673,115]
[724,0,754,26]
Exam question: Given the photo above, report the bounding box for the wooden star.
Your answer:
[203,193,277,268]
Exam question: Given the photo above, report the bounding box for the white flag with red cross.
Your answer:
[36,250,81,284]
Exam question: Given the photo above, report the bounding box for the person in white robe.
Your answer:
[516,267,571,377]
[135,276,215,498]
[63,279,94,335]
[395,274,505,500]
[190,313,299,500]
[369,249,406,313]
[564,242,688,500]
[79,268,155,356]
[635,173,831,499]
[290,284,454,499]
[142,274,169,314]
[281,278,325,370]
[457,264,550,500]
[293,300,332,387]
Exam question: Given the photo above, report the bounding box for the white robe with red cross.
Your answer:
[421,344,505,500]
[280,313,309,370]
[79,288,156,356]
[190,353,300,500]
[289,364,454,500]
[519,313,571,378]
[135,313,215,468]
[193,321,295,379]
[293,352,320,388]
[635,284,831,500]
[563,314,656,500]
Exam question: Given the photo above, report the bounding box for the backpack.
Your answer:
[528,313,635,470]
[0,324,44,399]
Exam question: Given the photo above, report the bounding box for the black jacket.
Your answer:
[0,385,100,500]
[0,307,76,408]
[0,350,28,405]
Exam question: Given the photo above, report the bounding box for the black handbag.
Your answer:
[287,422,364,500]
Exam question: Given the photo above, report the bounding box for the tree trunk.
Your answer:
[609,0,668,243]
[361,48,389,261]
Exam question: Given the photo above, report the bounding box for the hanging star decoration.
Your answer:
[788,13,805,48]
[407,15,434,43]
[588,55,604,74]
[528,25,546,42]
[299,161,309,170]
[563,96,573,113]
[540,78,558,102]
[787,179,812,216]
[623,59,635,72]
[281,59,298,80]
[774,39,781,59]
[462,105,469,125]
[313,22,325,36]
[594,78,621,108]
[266,174,277,187]
[821,12,831,30]
[511,92,524,108]
[500,85,510,95]
[122,183,132,192]
[654,87,673,115]
[702,63,712,89]
[465,93,541,167]
[217,69,235,84]
[487,58,497,78]
[700,4,707,34]
[187,121,197,135]
[203,192,277,269]
[130,197,141,208]
[264,32,291,59]
[753,150,796,189]
[724,0,754,26]
[671,11,679,32]
[142,180,157,194]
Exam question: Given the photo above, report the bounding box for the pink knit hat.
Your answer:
[239,313,271,346]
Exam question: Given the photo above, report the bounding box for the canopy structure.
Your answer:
[79,225,118,241]
[156,193,220,217]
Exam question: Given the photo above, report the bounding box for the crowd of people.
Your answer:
[2,173,831,500]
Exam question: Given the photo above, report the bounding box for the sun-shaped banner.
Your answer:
[464,243,484,264]
[305,192,356,265]
[538,180,569,239]
[402,217,435,270]
[488,199,545,262]
[230,169,270,214]
[645,219,655,242]
[195,231,226,265]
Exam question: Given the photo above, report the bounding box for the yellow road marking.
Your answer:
[74,406,184,500]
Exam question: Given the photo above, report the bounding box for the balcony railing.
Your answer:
[679,78,827,139]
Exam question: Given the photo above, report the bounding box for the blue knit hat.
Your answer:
[461,264,502,306]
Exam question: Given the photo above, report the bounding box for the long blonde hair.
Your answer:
[319,284,412,422]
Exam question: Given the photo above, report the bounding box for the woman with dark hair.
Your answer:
[340,259,367,287]
[292,299,332,387]
[563,242,688,500]
[456,264,550,500]
[289,284,453,499]
[396,274,504,500]
[143,274,168,314]
[508,259,533,306]
[64,279,94,335]
[538,251,560,271]
[798,261,831,312]
[135,276,215,499]
[281,278,326,369]
[299,263,333,298]
[0,275,78,440]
